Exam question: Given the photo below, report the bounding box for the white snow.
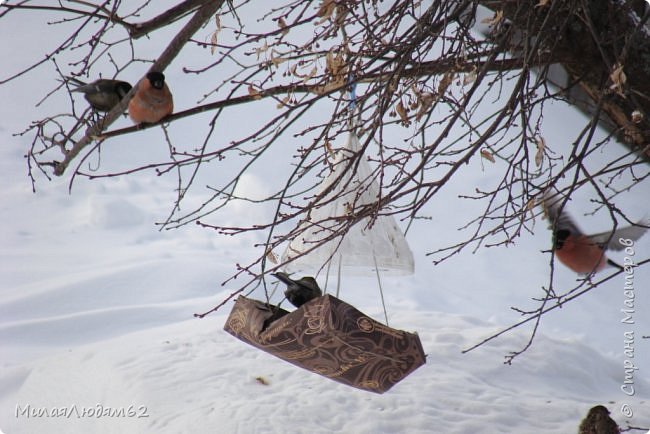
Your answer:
[1,3,649,434]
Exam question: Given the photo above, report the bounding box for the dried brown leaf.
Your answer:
[525,196,539,221]
[265,249,278,264]
[208,15,221,56]
[278,17,289,36]
[438,72,454,96]
[255,41,269,60]
[396,101,409,125]
[303,66,318,83]
[480,148,496,163]
[481,10,503,26]
[415,92,434,121]
[210,32,219,55]
[326,50,346,76]
[270,49,287,66]
[248,84,262,100]
[316,0,336,24]
[463,68,477,86]
[609,63,626,96]
[276,95,291,109]
[534,136,545,167]
[324,140,335,158]
[334,3,350,26]
[526,197,537,212]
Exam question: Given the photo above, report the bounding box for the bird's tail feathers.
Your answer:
[64,76,88,90]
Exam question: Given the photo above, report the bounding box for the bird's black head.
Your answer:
[590,405,610,414]
[115,81,132,98]
[146,72,166,90]
[295,277,321,294]
[553,228,571,249]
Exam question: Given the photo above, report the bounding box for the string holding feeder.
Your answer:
[347,73,359,130]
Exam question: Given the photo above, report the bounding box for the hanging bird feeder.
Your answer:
[225,93,422,392]
[223,294,426,394]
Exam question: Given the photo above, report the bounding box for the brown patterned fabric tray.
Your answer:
[223,294,426,393]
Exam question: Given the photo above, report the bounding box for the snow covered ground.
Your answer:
[1,4,650,434]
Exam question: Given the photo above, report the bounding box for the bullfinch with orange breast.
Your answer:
[128,72,173,124]
[543,193,648,274]
[70,78,132,112]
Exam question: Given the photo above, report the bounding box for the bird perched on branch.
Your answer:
[578,405,620,434]
[70,78,132,112]
[542,192,648,274]
[272,272,322,308]
[128,72,173,124]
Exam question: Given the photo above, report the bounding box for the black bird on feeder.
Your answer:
[272,272,322,308]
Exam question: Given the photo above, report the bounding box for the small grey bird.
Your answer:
[272,272,322,308]
[578,405,620,434]
[70,78,132,112]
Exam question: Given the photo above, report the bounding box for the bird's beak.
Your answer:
[271,272,294,285]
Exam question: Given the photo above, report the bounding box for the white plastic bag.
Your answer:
[282,133,414,276]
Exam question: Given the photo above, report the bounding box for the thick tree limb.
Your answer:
[128,0,212,39]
